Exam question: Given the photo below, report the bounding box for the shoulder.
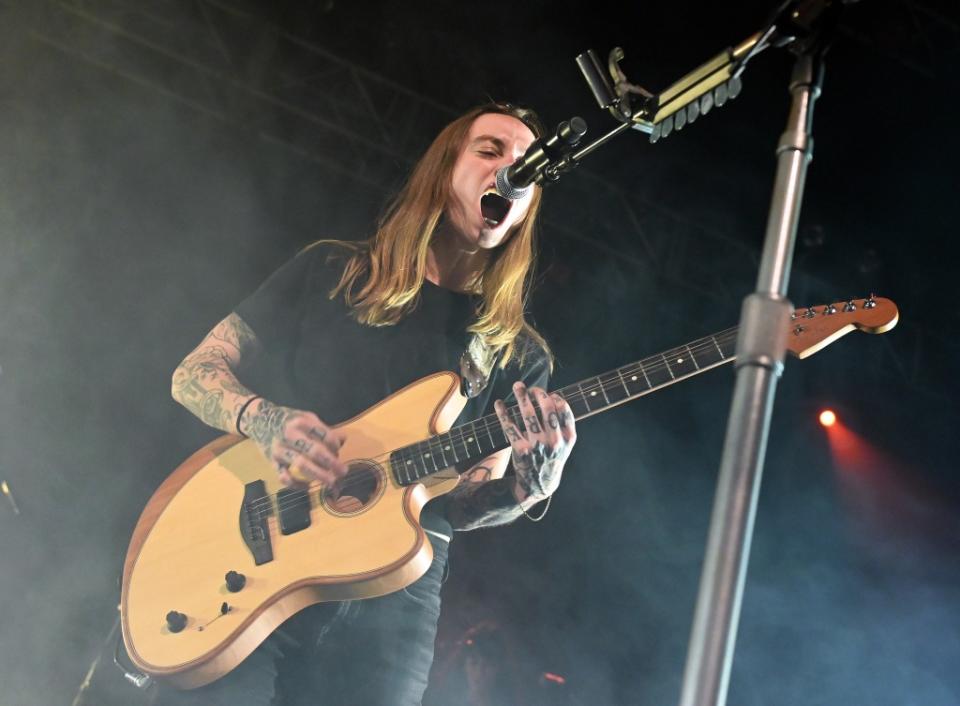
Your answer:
[296,240,366,286]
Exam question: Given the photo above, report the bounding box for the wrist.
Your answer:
[511,477,542,508]
[236,395,265,436]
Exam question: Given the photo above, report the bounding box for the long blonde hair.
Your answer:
[318,103,552,371]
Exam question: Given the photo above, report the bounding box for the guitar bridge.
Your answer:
[241,480,274,565]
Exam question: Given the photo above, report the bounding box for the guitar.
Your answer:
[121,296,898,688]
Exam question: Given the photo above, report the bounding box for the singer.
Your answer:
[156,102,577,706]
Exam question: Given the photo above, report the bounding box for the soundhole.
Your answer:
[323,460,385,516]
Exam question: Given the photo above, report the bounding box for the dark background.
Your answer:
[1,1,958,704]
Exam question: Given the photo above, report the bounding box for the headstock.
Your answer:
[787,296,898,359]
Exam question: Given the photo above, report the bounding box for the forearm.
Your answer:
[445,471,543,531]
[171,349,257,434]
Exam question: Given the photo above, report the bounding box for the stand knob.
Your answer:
[165,611,188,633]
[225,571,247,592]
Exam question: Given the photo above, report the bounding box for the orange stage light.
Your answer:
[819,409,837,427]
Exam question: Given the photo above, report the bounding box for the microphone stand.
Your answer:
[568,3,842,704]
[677,47,825,706]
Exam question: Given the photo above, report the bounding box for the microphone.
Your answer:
[495,117,587,200]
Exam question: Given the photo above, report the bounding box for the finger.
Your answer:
[275,447,339,487]
[290,457,339,488]
[291,416,342,455]
[276,464,296,488]
[514,382,545,444]
[532,388,562,451]
[281,435,349,478]
[494,398,527,450]
[553,394,577,444]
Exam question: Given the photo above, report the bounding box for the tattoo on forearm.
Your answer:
[446,475,523,531]
[547,411,560,429]
[462,465,492,483]
[199,389,229,429]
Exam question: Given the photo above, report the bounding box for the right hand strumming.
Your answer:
[241,400,348,490]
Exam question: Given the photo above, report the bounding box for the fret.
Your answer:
[661,353,676,380]
[466,422,483,455]
[449,434,461,463]
[663,346,701,378]
[685,343,701,370]
[456,426,471,461]
[599,370,630,405]
[688,336,725,369]
[713,335,725,359]
[437,437,450,468]
[615,368,631,396]
[396,452,413,484]
[577,383,592,412]
[596,376,611,405]
[484,416,497,451]
[643,356,672,389]
[619,365,649,396]
[424,441,439,473]
[412,451,429,482]
[639,361,652,389]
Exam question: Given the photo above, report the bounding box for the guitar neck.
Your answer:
[391,326,740,485]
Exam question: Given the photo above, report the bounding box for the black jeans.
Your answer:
[153,533,449,706]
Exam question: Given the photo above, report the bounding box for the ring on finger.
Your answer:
[293,438,311,452]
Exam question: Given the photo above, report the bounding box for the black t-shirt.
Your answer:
[233,243,550,535]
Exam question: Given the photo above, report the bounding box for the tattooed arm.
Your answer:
[444,449,527,531]
[171,313,348,488]
[171,313,263,433]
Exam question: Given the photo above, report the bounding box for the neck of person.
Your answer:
[425,223,490,293]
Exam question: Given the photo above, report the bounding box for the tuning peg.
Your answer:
[864,294,877,309]
[823,304,837,315]
[804,307,817,318]
[843,300,857,312]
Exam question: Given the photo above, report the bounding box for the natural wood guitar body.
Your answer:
[121,372,466,689]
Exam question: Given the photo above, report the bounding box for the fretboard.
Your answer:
[390,326,740,485]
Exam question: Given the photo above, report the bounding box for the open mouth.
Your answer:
[480,189,511,228]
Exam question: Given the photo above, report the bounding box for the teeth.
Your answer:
[484,217,500,227]
[483,187,499,196]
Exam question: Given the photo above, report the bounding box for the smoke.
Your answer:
[1,3,958,706]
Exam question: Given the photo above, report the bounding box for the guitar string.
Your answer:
[242,329,741,518]
[244,328,741,516]
[245,328,740,516]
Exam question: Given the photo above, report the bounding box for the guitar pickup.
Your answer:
[277,488,311,535]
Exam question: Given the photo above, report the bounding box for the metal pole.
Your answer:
[678,52,823,706]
